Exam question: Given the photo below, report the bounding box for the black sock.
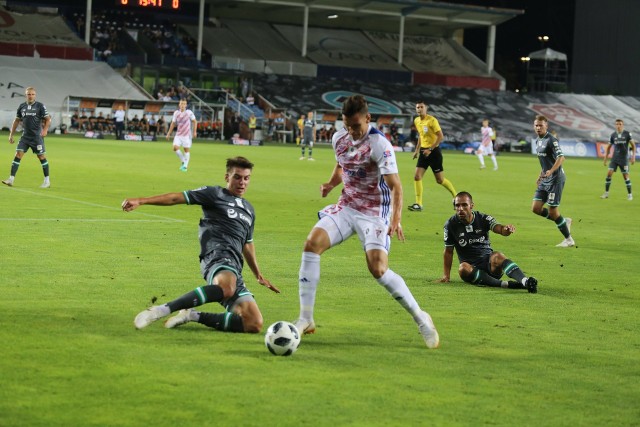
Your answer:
[539,208,549,218]
[198,312,245,332]
[605,177,611,192]
[166,285,224,312]
[502,259,526,283]
[40,158,49,177]
[469,268,503,287]
[555,216,571,238]
[10,157,20,176]
[625,179,632,194]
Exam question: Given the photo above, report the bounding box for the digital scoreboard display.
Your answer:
[116,0,181,11]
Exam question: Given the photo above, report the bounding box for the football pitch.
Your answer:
[0,134,638,426]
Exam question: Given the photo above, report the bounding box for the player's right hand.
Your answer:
[121,199,139,212]
[436,276,450,283]
[8,135,14,144]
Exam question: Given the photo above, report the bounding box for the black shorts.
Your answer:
[608,159,629,173]
[469,253,502,279]
[17,138,45,155]
[534,178,566,207]
[416,147,444,173]
[200,250,254,311]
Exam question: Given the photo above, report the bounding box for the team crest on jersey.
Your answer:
[465,225,473,232]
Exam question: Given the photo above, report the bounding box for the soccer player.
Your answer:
[300,111,316,161]
[438,192,538,293]
[409,101,456,211]
[166,99,197,172]
[293,95,440,349]
[476,119,498,171]
[2,86,51,188]
[124,156,280,333]
[532,115,575,247]
[601,119,635,200]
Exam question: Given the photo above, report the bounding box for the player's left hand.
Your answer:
[258,276,280,294]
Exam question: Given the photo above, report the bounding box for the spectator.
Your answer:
[114,105,125,139]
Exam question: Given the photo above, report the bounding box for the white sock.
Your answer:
[298,252,321,321]
[376,269,422,321]
[175,150,185,163]
[491,155,498,168]
[184,152,191,167]
[477,154,485,166]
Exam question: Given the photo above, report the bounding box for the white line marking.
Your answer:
[1,187,186,223]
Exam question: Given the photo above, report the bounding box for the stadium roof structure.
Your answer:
[204,0,523,37]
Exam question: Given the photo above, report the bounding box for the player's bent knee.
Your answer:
[243,316,263,333]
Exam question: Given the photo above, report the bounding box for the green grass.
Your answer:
[0,134,638,426]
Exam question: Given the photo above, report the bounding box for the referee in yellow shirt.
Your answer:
[409,101,457,211]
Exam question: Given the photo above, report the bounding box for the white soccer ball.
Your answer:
[264,321,301,356]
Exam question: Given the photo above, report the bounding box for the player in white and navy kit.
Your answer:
[166,99,197,172]
[293,95,440,349]
[532,115,574,247]
[3,86,51,188]
[125,157,280,333]
[601,119,635,200]
[476,119,498,170]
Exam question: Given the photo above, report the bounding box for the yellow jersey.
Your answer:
[414,114,441,148]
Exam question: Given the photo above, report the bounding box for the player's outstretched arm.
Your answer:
[121,192,186,212]
[493,224,515,237]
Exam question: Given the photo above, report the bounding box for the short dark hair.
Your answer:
[226,156,254,172]
[535,115,548,123]
[342,95,368,117]
[455,191,473,202]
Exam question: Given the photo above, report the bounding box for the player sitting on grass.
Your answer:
[437,192,538,293]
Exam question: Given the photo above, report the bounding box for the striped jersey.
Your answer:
[481,126,493,146]
[332,125,397,218]
[171,109,196,137]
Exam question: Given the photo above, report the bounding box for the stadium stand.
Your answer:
[1,1,638,159]
[250,72,640,155]
[0,5,92,60]
[0,56,149,131]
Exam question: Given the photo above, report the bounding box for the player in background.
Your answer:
[166,99,197,172]
[532,115,575,247]
[438,192,538,293]
[300,111,316,161]
[476,119,498,171]
[409,101,456,212]
[601,119,635,200]
[2,86,51,188]
[124,156,279,333]
[293,95,440,349]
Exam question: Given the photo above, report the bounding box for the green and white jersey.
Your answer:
[183,185,255,267]
[609,130,633,165]
[535,132,565,186]
[16,101,49,142]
